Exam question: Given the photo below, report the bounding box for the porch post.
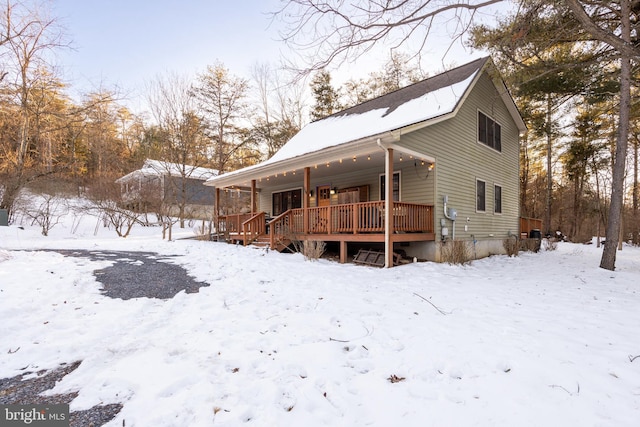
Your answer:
[215,188,220,215]
[251,179,257,213]
[215,187,221,233]
[304,167,310,234]
[340,240,348,263]
[385,148,394,268]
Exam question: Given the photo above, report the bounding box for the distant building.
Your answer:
[116,159,218,220]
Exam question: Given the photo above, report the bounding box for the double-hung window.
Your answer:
[478,111,502,152]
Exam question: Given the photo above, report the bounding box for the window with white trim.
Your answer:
[478,111,502,152]
[476,179,486,212]
[494,184,502,214]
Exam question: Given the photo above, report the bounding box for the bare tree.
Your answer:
[250,62,304,158]
[275,0,503,74]
[0,0,67,219]
[147,72,211,227]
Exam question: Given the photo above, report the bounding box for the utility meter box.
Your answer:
[447,208,458,221]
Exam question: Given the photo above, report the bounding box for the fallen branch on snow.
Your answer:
[549,383,580,396]
[413,293,450,315]
[629,354,640,362]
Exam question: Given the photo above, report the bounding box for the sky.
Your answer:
[1,195,640,426]
[53,0,287,111]
[50,0,494,115]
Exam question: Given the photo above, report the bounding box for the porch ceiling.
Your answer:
[252,149,388,189]
[216,145,435,190]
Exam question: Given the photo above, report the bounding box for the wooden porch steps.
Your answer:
[250,235,292,253]
[252,235,271,248]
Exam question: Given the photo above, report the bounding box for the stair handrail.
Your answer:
[241,211,266,245]
[268,210,292,250]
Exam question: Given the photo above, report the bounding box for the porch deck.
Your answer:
[217,201,435,262]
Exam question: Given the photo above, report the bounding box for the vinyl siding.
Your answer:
[397,72,520,241]
[256,70,520,244]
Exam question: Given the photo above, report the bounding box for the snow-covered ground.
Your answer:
[1,199,639,426]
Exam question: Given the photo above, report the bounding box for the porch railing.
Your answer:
[220,202,434,247]
[217,213,253,238]
[268,201,433,244]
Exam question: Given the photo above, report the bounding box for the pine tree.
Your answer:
[309,70,341,121]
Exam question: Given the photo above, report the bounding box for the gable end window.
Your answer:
[476,179,486,212]
[478,111,502,152]
[494,184,502,214]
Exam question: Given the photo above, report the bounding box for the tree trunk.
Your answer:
[545,95,553,235]
[520,134,530,217]
[600,0,631,270]
[633,135,639,245]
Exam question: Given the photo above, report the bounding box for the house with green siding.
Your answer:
[204,57,527,266]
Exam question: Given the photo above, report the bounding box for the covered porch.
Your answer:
[217,200,435,264]
[207,134,437,267]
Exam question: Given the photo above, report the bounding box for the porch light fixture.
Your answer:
[330,187,336,195]
[326,162,330,167]
[367,155,371,160]
[353,156,357,162]
[399,154,404,161]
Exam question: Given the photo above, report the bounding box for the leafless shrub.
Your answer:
[520,238,541,253]
[89,199,141,237]
[291,238,326,261]
[440,240,471,265]
[543,238,558,251]
[192,219,213,240]
[17,194,68,236]
[503,236,520,257]
[84,178,141,237]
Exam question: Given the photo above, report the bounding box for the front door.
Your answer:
[317,185,331,207]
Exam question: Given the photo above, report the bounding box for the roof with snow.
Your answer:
[116,159,219,183]
[206,57,524,187]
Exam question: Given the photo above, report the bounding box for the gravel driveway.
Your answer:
[50,249,210,299]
